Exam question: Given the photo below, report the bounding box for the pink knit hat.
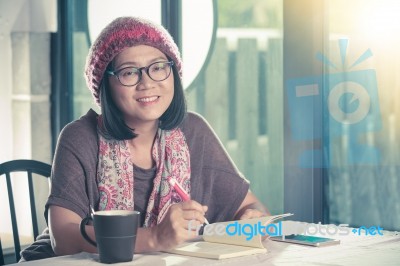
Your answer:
[84,16,182,106]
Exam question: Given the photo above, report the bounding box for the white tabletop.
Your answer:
[10,225,400,266]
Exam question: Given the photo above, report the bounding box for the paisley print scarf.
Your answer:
[96,121,191,227]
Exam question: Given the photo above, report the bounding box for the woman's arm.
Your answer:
[49,206,97,255]
[48,201,208,255]
[49,205,158,254]
[233,191,270,220]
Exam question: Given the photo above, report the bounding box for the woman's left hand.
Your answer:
[234,191,270,220]
[234,191,270,240]
[237,208,266,220]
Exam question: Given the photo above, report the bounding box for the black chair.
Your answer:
[0,160,51,265]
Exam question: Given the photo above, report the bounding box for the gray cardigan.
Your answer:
[21,109,249,261]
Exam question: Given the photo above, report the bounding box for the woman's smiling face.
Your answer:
[108,45,175,128]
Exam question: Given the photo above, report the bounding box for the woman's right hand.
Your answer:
[150,200,208,251]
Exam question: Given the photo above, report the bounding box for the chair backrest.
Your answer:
[0,160,51,265]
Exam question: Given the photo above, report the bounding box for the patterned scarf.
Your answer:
[96,121,191,227]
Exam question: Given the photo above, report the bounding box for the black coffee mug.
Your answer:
[80,210,140,264]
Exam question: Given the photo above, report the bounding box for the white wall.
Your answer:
[0,0,56,239]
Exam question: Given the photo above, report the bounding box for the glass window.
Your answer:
[283,0,400,229]
[185,0,284,215]
[325,0,400,230]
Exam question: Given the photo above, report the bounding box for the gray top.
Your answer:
[133,164,157,226]
[21,109,249,261]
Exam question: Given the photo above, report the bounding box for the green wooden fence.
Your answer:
[186,36,284,215]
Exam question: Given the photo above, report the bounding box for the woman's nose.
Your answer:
[136,70,154,90]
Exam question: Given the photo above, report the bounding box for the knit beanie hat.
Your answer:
[84,16,182,106]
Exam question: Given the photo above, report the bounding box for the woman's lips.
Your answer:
[137,96,160,104]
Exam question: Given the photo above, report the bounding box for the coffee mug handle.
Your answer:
[79,216,97,247]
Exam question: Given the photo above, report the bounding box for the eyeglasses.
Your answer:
[107,61,174,87]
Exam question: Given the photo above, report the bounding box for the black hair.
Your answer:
[99,62,187,140]
[159,65,187,130]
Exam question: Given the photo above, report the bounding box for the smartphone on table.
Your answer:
[270,234,340,247]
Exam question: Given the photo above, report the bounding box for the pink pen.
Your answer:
[169,178,209,224]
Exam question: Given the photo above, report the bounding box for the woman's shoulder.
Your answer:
[58,109,99,142]
[181,111,212,131]
[180,111,220,145]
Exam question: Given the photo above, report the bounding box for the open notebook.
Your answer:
[167,213,292,260]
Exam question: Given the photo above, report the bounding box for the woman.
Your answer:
[21,16,268,261]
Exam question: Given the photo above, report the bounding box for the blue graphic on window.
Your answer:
[286,39,382,167]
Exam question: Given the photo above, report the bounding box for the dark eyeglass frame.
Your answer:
[106,61,174,87]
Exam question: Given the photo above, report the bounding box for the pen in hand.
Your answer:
[168,178,210,225]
